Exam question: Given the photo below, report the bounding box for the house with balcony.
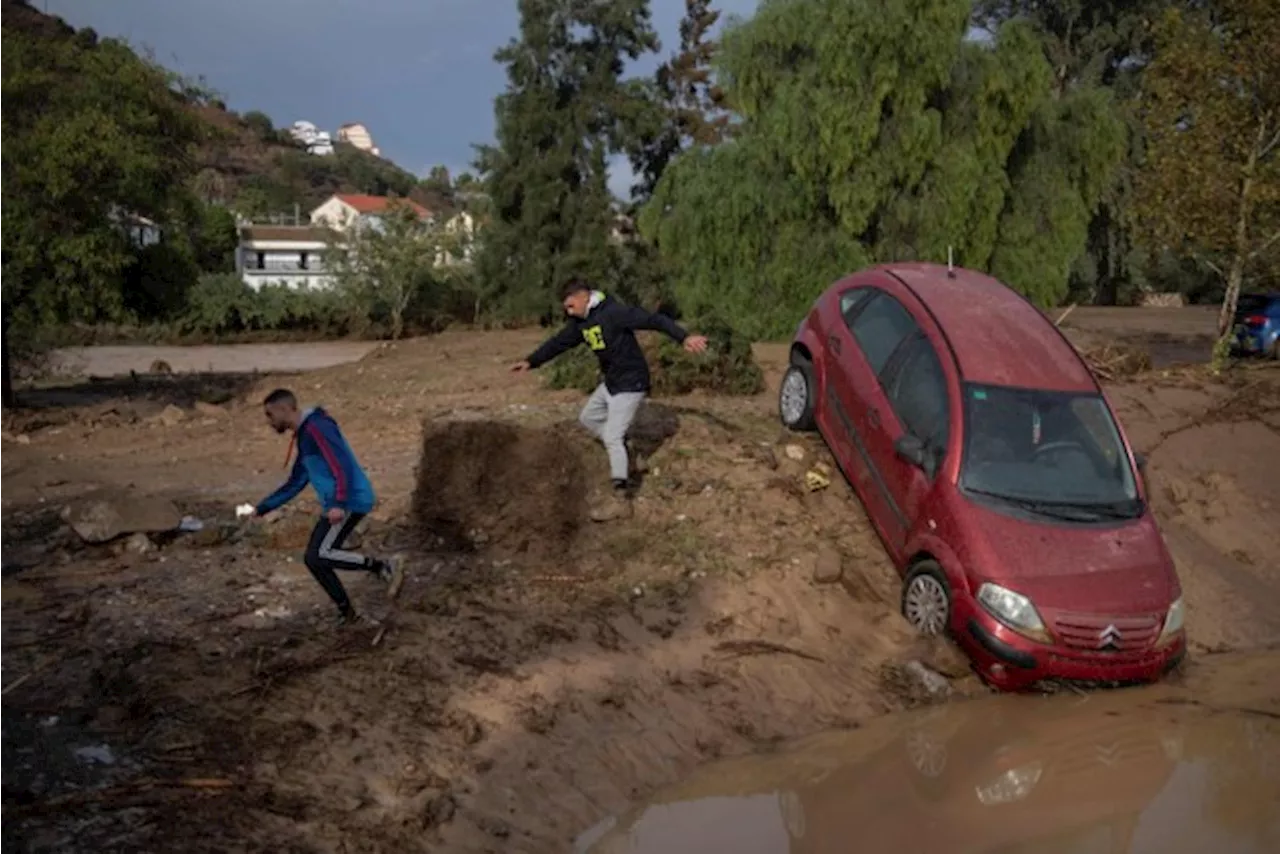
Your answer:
[236,225,334,291]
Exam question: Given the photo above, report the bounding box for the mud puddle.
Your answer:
[578,651,1280,854]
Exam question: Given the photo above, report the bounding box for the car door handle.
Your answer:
[866,406,881,428]
[827,334,842,355]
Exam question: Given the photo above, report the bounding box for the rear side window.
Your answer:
[848,292,919,375]
[887,336,949,454]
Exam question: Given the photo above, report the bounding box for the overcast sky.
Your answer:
[41,0,761,197]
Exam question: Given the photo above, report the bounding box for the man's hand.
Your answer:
[326,507,345,525]
[510,360,531,373]
[683,335,709,355]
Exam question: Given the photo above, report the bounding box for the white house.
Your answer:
[336,122,379,156]
[287,120,334,156]
[236,225,334,290]
[310,193,431,233]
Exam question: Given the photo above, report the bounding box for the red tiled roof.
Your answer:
[333,194,430,217]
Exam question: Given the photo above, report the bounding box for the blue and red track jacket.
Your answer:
[255,407,376,516]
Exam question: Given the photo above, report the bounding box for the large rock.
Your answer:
[62,491,183,544]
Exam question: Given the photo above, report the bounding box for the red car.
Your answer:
[780,263,1185,690]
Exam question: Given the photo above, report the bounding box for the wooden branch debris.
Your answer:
[713,639,825,663]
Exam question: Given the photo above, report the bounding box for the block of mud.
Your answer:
[62,491,183,544]
[410,419,594,558]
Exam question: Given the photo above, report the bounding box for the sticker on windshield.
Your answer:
[972,389,988,400]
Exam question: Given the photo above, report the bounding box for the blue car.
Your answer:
[1234,293,1280,359]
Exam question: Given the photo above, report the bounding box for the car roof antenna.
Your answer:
[947,246,957,279]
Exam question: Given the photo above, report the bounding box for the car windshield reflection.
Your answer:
[959,383,1140,519]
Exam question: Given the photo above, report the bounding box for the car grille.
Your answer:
[1051,612,1163,652]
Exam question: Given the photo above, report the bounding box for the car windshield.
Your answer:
[960,383,1139,517]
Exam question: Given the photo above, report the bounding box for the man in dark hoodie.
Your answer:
[511,280,708,521]
[252,388,403,626]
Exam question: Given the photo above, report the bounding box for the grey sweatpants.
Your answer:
[579,384,645,482]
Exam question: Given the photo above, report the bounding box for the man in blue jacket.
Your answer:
[252,388,402,626]
[511,280,707,522]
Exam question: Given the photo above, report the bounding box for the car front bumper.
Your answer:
[955,603,1185,691]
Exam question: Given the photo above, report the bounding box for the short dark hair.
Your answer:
[560,278,590,300]
[262,388,297,407]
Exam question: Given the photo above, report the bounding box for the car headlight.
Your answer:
[975,762,1044,806]
[977,582,1050,643]
[1157,596,1185,645]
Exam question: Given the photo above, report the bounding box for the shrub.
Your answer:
[179,273,349,338]
[544,314,764,396]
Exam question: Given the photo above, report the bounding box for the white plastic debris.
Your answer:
[74,744,116,765]
[178,515,205,532]
[235,503,255,519]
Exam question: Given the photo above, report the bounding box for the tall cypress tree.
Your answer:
[474,0,658,320]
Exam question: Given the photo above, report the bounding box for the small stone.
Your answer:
[812,546,844,584]
[153,404,185,426]
[903,660,953,702]
[784,444,806,462]
[121,532,154,554]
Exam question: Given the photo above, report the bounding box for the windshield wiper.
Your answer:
[965,490,1137,522]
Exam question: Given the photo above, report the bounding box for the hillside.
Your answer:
[1,0,455,218]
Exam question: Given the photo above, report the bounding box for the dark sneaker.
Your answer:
[378,556,405,601]
[334,609,373,629]
[589,492,633,523]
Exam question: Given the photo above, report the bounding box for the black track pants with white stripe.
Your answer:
[303,512,381,615]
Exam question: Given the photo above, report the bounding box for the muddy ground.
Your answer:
[2,323,1279,853]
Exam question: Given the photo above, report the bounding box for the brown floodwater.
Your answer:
[577,653,1280,854]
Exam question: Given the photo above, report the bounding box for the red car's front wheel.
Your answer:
[902,561,952,636]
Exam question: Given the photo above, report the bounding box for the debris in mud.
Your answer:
[410,419,592,558]
[805,462,832,491]
[61,490,183,544]
[1082,342,1154,379]
[880,660,955,707]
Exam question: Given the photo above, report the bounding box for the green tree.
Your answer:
[1134,0,1280,337]
[326,204,464,339]
[423,164,453,195]
[242,109,276,143]
[1,20,206,404]
[642,0,972,338]
[631,0,731,199]
[643,0,1127,335]
[973,1,1165,305]
[474,0,659,321]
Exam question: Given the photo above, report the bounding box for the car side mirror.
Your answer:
[1134,452,1147,473]
[895,434,927,468]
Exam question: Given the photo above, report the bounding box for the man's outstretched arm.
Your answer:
[255,456,309,516]
[518,322,583,370]
[618,307,708,353]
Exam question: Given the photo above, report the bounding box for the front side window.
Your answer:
[848,292,919,375]
[960,383,1139,520]
[839,288,871,324]
[887,336,949,455]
